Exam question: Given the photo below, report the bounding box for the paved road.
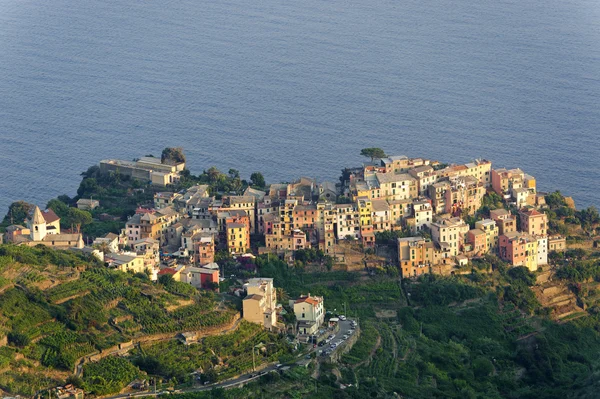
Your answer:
[105,319,357,399]
[315,319,356,358]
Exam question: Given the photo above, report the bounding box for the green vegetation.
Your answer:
[545,191,600,236]
[0,200,35,232]
[82,356,141,395]
[46,198,93,230]
[131,321,291,383]
[162,147,186,165]
[360,147,387,161]
[342,321,378,365]
[0,245,235,396]
[250,172,266,189]
[256,256,404,318]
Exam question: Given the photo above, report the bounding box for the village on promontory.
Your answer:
[1,147,599,398]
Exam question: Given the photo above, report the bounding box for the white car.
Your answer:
[339,315,347,321]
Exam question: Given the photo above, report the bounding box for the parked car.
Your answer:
[339,315,347,321]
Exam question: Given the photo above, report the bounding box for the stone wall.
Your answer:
[328,326,361,364]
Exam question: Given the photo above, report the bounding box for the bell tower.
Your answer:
[30,206,47,241]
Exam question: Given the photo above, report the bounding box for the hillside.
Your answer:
[0,245,237,396]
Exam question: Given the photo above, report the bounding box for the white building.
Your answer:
[292,294,325,335]
[537,236,548,266]
[412,199,433,232]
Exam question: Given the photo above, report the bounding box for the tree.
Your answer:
[545,191,567,209]
[360,148,387,161]
[2,201,35,226]
[47,199,70,218]
[158,274,174,287]
[206,167,222,183]
[161,147,186,165]
[324,255,334,271]
[250,172,265,188]
[228,169,240,179]
[64,208,93,231]
[7,331,30,347]
[77,178,99,197]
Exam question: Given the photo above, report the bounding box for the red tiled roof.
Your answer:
[158,268,177,275]
[295,296,321,306]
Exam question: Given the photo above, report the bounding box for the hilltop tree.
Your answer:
[161,147,186,165]
[250,172,265,188]
[360,147,387,161]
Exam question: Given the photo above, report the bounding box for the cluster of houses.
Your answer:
[2,153,568,289]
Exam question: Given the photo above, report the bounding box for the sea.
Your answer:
[1,0,599,216]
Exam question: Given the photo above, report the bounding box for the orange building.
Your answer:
[193,234,215,265]
[467,229,486,255]
[519,208,548,236]
[293,205,318,230]
[398,236,435,277]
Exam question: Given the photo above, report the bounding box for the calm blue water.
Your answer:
[1,0,599,216]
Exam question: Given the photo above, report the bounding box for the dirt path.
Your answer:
[54,290,90,304]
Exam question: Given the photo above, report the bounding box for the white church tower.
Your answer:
[30,206,47,242]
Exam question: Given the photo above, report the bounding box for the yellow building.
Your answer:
[524,238,538,272]
[107,254,146,274]
[227,222,250,254]
[388,199,412,228]
[475,219,499,253]
[357,197,372,227]
[376,173,418,201]
[430,217,470,257]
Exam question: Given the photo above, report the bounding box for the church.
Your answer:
[23,206,84,249]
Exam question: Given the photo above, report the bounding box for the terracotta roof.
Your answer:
[521,208,543,216]
[158,268,177,275]
[295,296,322,306]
